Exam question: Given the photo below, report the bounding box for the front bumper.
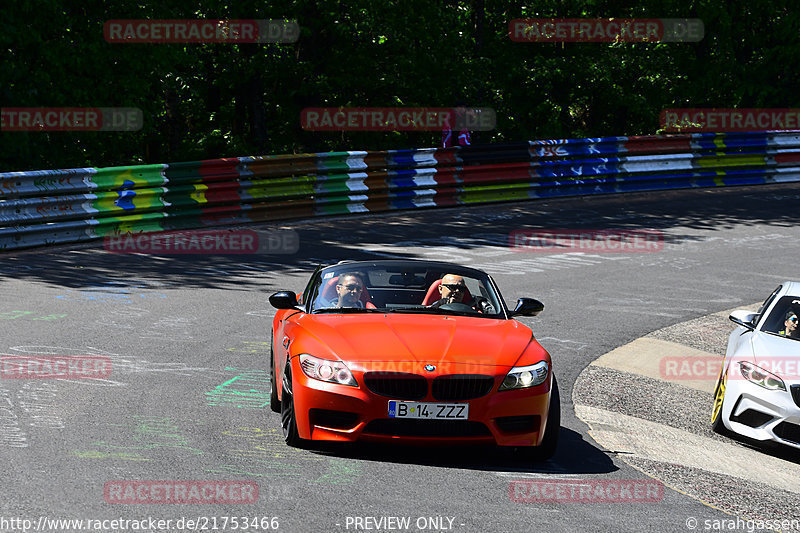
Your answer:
[722,377,800,449]
[289,358,553,447]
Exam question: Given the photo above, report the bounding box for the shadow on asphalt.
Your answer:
[2,183,800,292]
[304,427,618,475]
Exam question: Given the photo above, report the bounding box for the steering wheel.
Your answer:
[473,296,495,314]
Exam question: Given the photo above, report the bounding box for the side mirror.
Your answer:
[510,298,544,317]
[729,310,757,330]
[269,291,300,310]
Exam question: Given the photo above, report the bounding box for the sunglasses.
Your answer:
[442,284,466,291]
[789,316,798,323]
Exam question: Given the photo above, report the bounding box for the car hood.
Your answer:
[291,313,539,370]
[749,332,800,365]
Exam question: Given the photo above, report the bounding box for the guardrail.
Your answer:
[2,131,799,250]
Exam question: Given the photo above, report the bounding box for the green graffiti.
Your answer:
[71,450,149,461]
[313,457,363,484]
[89,416,203,456]
[206,367,271,409]
[206,426,361,484]
[225,341,271,354]
[0,311,66,321]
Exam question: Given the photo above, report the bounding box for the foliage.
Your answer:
[1,0,796,171]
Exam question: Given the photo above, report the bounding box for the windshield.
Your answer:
[307,263,505,318]
[761,295,800,341]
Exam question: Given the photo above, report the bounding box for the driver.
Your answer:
[333,273,366,308]
[430,274,469,308]
[779,311,799,338]
[429,274,495,313]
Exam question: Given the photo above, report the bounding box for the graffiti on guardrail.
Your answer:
[3,132,800,252]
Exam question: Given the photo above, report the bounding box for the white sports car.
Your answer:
[712,282,800,448]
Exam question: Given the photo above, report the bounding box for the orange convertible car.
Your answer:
[269,259,559,459]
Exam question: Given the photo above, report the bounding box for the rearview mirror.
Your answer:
[729,310,757,330]
[510,298,544,317]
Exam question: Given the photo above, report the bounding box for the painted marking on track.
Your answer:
[206,367,271,409]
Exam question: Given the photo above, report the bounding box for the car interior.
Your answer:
[312,267,497,313]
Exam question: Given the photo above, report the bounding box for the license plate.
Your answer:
[388,401,469,420]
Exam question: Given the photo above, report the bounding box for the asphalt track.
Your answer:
[2,182,800,533]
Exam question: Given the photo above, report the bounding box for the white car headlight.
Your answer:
[299,354,357,387]
[738,361,786,391]
[499,361,549,391]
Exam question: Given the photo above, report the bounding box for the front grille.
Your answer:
[495,415,540,434]
[432,374,495,401]
[363,419,491,438]
[791,385,800,408]
[309,409,359,430]
[364,372,427,400]
[773,422,800,444]
[730,409,774,428]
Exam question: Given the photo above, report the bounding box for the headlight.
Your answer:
[738,361,786,391]
[299,354,357,387]
[499,361,549,391]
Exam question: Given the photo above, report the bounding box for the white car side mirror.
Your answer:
[729,310,757,330]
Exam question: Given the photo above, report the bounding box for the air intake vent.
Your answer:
[791,385,800,409]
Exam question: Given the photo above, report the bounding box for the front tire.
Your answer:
[280,363,306,448]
